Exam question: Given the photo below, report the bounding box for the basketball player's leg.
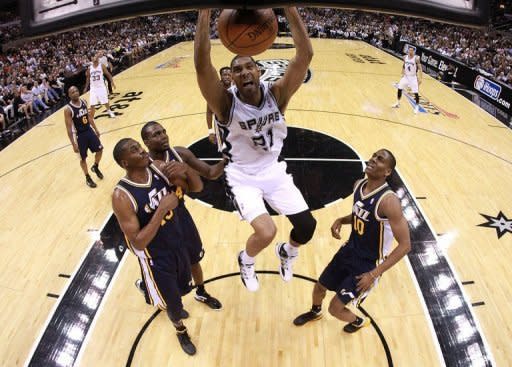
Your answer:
[180,208,222,309]
[77,132,96,188]
[94,86,115,118]
[327,249,373,332]
[294,246,347,325]
[264,162,315,281]
[226,167,272,291]
[393,76,409,108]
[409,76,420,113]
[148,254,197,355]
[88,130,104,180]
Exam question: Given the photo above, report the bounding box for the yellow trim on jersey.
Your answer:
[120,168,153,187]
[123,234,135,254]
[144,248,152,259]
[378,221,384,262]
[144,258,167,308]
[359,180,389,200]
[115,185,138,212]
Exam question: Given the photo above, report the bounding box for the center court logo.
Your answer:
[257,59,312,83]
[474,75,502,100]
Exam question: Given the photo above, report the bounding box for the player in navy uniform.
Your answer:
[293,149,411,333]
[134,120,225,309]
[195,8,317,292]
[64,85,104,188]
[112,138,203,355]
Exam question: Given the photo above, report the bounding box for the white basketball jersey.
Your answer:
[89,63,105,89]
[218,82,287,174]
[404,55,418,76]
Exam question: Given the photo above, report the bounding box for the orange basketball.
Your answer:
[217,9,278,56]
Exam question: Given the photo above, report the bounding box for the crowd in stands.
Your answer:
[0,11,196,133]
[1,7,512,134]
[298,8,512,86]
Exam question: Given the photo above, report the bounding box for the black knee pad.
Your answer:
[415,93,419,104]
[397,89,403,98]
[287,210,317,244]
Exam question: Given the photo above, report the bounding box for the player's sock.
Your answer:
[240,250,254,264]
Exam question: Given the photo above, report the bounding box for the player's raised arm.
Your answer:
[272,7,313,112]
[194,9,231,121]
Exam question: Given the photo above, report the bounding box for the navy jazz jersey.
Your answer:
[115,163,186,259]
[350,179,395,263]
[67,99,92,135]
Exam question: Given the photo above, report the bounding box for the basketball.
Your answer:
[217,9,278,56]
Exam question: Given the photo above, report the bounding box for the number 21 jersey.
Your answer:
[218,82,287,174]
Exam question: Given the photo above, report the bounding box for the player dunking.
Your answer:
[64,86,104,188]
[293,149,411,333]
[112,138,203,355]
[206,66,232,146]
[392,46,423,113]
[194,8,316,292]
[137,121,225,309]
[83,51,116,119]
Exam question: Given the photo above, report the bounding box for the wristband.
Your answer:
[208,128,215,135]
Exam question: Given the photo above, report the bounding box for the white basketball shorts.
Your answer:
[225,161,309,223]
[398,75,419,93]
[89,86,109,106]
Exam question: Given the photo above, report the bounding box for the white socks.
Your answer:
[240,250,255,264]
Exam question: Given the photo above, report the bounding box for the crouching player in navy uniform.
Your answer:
[293,149,411,333]
[112,138,203,355]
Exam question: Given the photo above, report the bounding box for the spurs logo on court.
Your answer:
[392,83,459,118]
[155,56,190,69]
[257,59,312,83]
[353,201,371,222]
[346,53,385,64]
[478,212,512,239]
[144,187,169,213]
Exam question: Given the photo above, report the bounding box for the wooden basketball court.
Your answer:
[0,38,510,367]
